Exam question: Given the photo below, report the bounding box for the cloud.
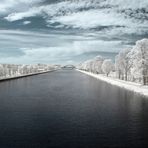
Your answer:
[49,10,129,29]
[5,7,40,21]
[4,0,96,21]
[23,21,31,25]
[1,0,148,64]
[4,0,148,33]
[0,29,125,64]
[0,0,43,14]
[102,0,148,9]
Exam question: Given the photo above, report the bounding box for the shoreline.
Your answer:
[77,69,148,97]
[0,70,56,82]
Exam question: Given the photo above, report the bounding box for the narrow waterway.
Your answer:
[0,70,148,148]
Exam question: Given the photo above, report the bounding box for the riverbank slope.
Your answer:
[77,69,148,97]
[0,70,55,82]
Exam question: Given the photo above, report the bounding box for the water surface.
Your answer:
[0,70,148,148]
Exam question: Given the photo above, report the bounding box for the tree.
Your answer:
[131,38,148,85]
[102,59,114,76]
[116,48,132,81]
[0,64,4,78]
[115,55,122,79]
[83,60,94,72]
[92,56,104,74]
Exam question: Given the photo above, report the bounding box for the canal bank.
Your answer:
[77,69,148,97]
[0,70,56,82]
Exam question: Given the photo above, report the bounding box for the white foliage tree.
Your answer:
[0,64,4,78]
[92,56,104,74]
[77,38,148,85]
[130,38,148,85]
[116,48,132,81]
[115,55,123,79]
[102,59,114,76]
[0,64,56,79]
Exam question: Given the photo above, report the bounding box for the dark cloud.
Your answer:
[41,0,62,4]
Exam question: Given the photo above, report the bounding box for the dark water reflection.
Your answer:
[0,70,148,148]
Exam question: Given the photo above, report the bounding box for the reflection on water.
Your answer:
[0,70,148,148]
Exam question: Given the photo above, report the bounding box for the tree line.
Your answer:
[77,38,148,85]
[0,64,56,79]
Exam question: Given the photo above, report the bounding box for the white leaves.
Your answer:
[78,38,148,85]
[101,59,114,76]
[0,64,56,79]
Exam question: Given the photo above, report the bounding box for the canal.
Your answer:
[0,70,148,147]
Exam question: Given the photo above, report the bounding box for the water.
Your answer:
[0,70,148,148]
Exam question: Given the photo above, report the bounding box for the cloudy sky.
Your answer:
[0,0,148,64]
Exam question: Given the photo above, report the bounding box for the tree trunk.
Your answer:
[142,69,146,85]
[143,76,146,85]
[125,71,128,81]
[118,71,121,79]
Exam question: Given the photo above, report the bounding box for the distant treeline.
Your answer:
[0,64,57,79]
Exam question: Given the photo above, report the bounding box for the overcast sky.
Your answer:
[0,0,148,64]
